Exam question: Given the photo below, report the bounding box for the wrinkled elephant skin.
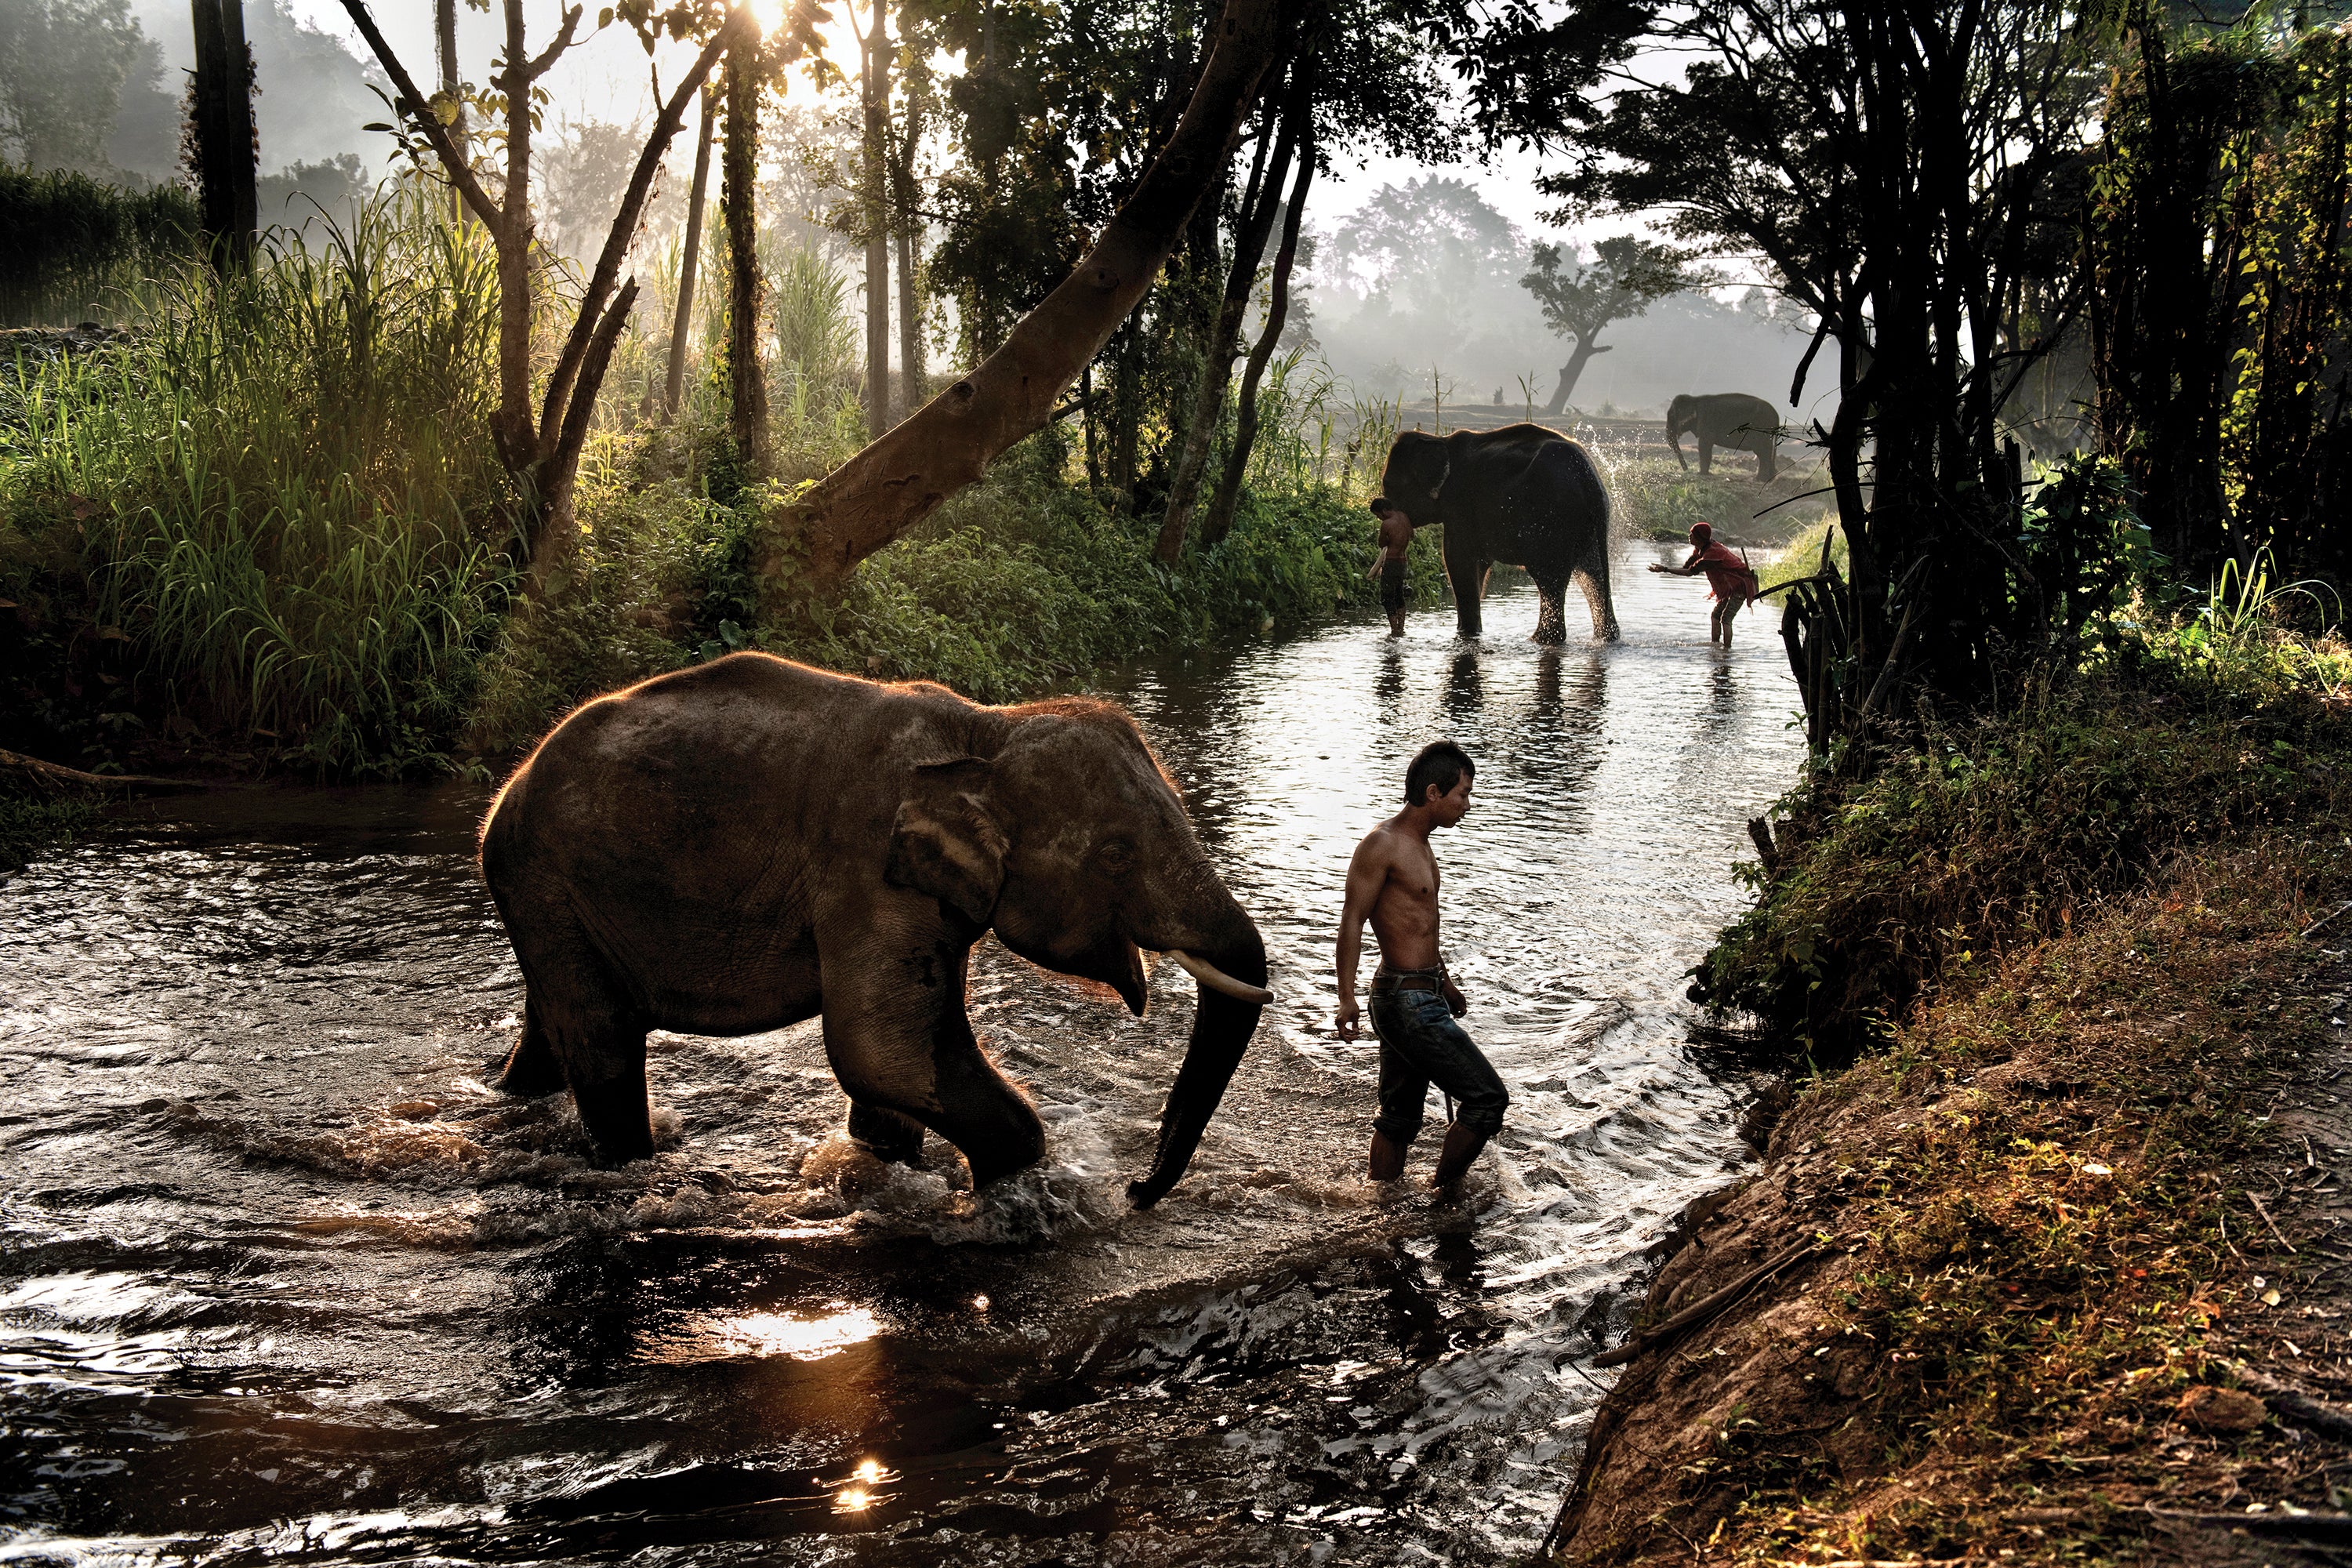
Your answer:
[1379,423,1617,643]
[477,654,1269,1206]
[1666,392,1783,482]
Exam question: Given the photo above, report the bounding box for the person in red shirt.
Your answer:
[1650,521,1761,645]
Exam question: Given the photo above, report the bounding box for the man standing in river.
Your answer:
[1334,741,1508,1193]
[1366,497,1414,637]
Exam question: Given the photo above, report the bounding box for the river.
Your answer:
[1,547,1802,1565]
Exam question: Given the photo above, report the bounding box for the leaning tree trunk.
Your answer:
[722,40,768,474]
[664,83,717,420]
[1200,110,1312,550]
[189,0,257,273]
[1153,92,1298,564]
[1542,338,1610,416]
[768,0,1287,591]
[861,0,892,436]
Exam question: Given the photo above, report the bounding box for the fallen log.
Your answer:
[1,746,207,796]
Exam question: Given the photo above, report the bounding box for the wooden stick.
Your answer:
[1591,1239,1826,1368]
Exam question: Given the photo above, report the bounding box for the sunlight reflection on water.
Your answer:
[0,554,1802,1564]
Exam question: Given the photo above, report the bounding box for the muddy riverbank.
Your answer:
[1544,835,2352,1566]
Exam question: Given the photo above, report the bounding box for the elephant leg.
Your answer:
[493,1000,566,1097]
[1575,557,1621,642]
[847,1100,927,1165]
[1530,572,1570,644]
[1697,435,1713,475]
[1443,532,1485,637]
[820,935,1046,1188]
[503,915,655,1161]
[1757,445,1777,483]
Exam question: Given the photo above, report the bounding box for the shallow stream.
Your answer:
[2,549,1802,1564]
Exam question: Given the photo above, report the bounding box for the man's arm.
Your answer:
[1334,837,1389,1040]
[1650,549,1706,576]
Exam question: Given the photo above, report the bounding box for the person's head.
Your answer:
[1370,495,1406,524]
[1689,521,1714,546]
[1403,740,1475,824]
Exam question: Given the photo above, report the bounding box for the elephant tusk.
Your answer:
[1166,950,1273,1006]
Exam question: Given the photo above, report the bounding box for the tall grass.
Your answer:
[0,190,512,773]
[0,166,199,327]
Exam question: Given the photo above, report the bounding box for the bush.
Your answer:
[1698,655,2352,1055]
[0,190,514,775]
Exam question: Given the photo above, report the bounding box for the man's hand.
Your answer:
[1443,977,1468,1018]
[1648,561,1667,573]
[1336,996,1361,1040]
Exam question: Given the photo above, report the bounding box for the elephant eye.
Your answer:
[1096,839,1136,873]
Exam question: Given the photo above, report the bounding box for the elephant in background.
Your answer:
[1377,423,1617,643]
[477,653,1272,1207]
[1666,392,1784,481]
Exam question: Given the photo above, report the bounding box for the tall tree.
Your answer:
[1520,234,1708,413]
[433,0,463,225]
[188,0,257,273]
[339,0,779,591]
[666,82,717,419]
[1156,71,1305,562]
[720,36,768,472]
[858,0,892,435]
[0,0,151,175]
[772,0,1290,588]
[1200,103,1312,546]
[1465,0,2099,737]
[891,60,927,420]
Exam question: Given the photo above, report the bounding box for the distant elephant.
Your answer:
[1377,423,1617,642]
[477,653,1272,1207]
[1665,393,1784,481]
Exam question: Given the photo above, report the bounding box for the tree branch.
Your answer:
[336,0,502,226]
[536,11,750,456]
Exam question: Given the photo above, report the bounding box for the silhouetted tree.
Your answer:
[1520,234,1709,413]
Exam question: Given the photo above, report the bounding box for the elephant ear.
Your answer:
[885,758,1009,924]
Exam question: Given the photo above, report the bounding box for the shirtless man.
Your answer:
[1366,497,1415,637]
[1334,740,1508,1192]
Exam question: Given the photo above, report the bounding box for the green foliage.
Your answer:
[769,241,857,399]
[0,165,197,325]
[1606,452,1831,544]
[0,191,511,775]
[770,450,1439,705]
[1697,639,2352,1055]
[0,786,95,872]
[1519,234,1708,354]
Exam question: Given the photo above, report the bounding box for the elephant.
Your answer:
[1377,423,1617,642]
[476,652,1272,1207]
[1665,392,1784,481]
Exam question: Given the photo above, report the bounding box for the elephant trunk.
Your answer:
[1127,911,1269,1209]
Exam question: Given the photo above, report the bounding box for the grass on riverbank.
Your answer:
[2,198,1437,793]
[1695,637,2352,1058]
[1552,828,2352,1565]
[1552,607,2352,1566]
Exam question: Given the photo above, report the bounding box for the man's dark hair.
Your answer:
[1368,495,1396,515]
[1404,740,1474,807]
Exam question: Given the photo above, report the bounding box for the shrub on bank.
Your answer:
[1697,635,2352,1056]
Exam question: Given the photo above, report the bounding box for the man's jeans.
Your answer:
[1368,988,1508,1143]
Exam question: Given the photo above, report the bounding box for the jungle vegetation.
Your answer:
[5,0,2352,826]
